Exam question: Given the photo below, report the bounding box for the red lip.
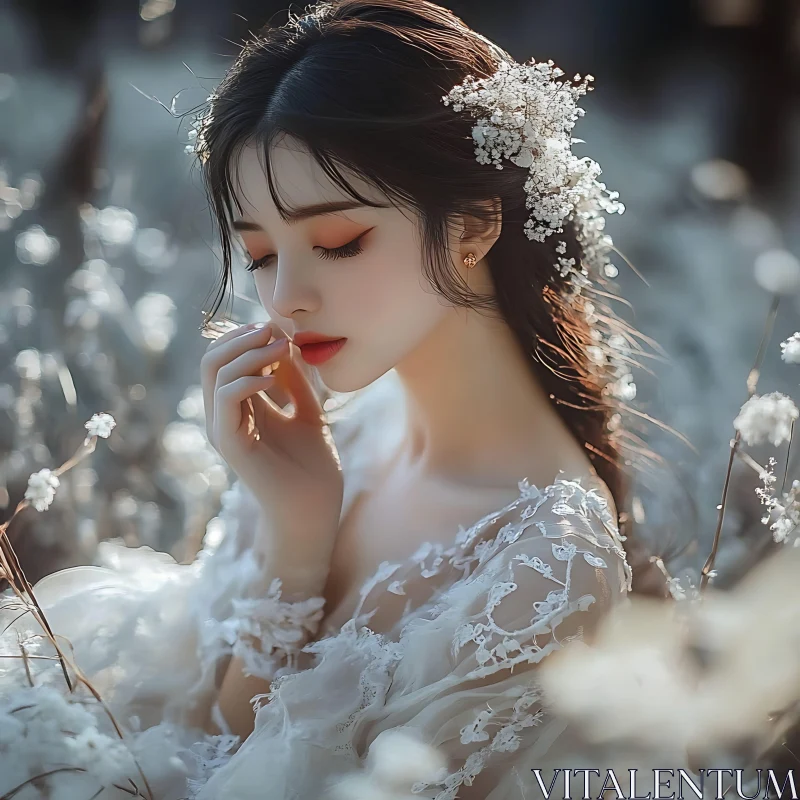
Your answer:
[293,331,344,347]
[295,336,347,366]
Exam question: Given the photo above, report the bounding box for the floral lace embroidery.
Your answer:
[358,477,630,800]
[217,577,326,680]
[198,476,630,798]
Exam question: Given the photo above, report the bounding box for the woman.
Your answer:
[3,1,658,797]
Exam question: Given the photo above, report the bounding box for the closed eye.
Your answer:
[246,229,373,273]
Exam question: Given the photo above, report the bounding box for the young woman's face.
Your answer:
[231,136,457,393]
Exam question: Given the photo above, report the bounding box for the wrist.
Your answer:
[253,510,335,600]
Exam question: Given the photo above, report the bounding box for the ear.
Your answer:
[455,197,502,266]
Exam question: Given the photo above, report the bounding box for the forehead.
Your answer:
[230,135,381,222]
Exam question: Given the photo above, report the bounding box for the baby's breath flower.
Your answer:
[24,468,60,512]
[733,392,799,447]
[84,411,116,439]
[780,332,800,364]
[756,456,778,514]
[764,480,800,545]
[754,249,800,295]
[442,59,623,247]
[441,56,634,414]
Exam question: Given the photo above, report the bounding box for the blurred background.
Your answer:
[0,0,798,587]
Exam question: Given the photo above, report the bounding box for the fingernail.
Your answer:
[252,322,268,329]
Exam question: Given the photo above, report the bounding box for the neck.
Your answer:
[393,304,591,489]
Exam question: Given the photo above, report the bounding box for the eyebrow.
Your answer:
[232,200,369,231]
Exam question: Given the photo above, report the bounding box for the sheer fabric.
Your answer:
[0,371,633,799]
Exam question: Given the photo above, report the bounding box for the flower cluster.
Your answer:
[84,411,116,440]
[24,468,60,512]
[733,392,798,447]
[781,332,800,364]
[761,478,800,545]
[442,56,635,414]
[23,414,118,513]
[538,546,800,766]
[0,685,141,797]
[442,58,624,246]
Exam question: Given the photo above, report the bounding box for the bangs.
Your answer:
[207,105,420,240]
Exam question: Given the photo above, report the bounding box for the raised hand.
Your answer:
[200,320,343,593]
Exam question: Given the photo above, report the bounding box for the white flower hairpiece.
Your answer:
[441,58,624,253]
[443,56,635,406]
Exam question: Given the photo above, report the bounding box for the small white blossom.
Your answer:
[24,468,60,512]
[440,55,629,408]
[763,480,800,544]
[756,456,778,515]
[733,392,799,447]
[781,332,800,364]
[329,729,447,800]
[754,249,800,295]
[84,411,116,439]
[441,59,623,247]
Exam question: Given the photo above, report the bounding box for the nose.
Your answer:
[269,257,322,319]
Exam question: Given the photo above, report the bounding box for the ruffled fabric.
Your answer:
[189,473,631,800]
[0,370,633,799]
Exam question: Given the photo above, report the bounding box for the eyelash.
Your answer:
[246,233,367,273]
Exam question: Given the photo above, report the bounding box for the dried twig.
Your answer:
[700,294,781,591]
[0,430,155,800]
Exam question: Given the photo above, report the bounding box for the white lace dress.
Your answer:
[0,371,633,799]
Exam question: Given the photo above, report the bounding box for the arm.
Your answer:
[208,500,333,739]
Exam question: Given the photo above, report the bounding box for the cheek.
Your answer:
[253,273,285,321]
[347,249,450,345]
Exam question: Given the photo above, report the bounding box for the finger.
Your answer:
[205,321,271,353]
[201,324,273,436]
[261,321,304,408]
[273,340,325,424]
[214,338,290,445]
[216,337,290,390]
[215,376,276,442]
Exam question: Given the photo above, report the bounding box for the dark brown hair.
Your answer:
[197,0,666,595]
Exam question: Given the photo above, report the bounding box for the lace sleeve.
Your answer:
[195,479,325,684]
[359,479,632,800]
[9,477,326,735]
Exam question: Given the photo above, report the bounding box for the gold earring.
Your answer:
[463,252,477,269]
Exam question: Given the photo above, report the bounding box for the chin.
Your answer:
[315,356,394,395]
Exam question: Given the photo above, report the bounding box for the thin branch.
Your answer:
[734,446,766,477]
[701,293,781,591]
[782,420,795,495]
[0,767,86,800]
[747,294,780,396]
[701,432,740,591]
